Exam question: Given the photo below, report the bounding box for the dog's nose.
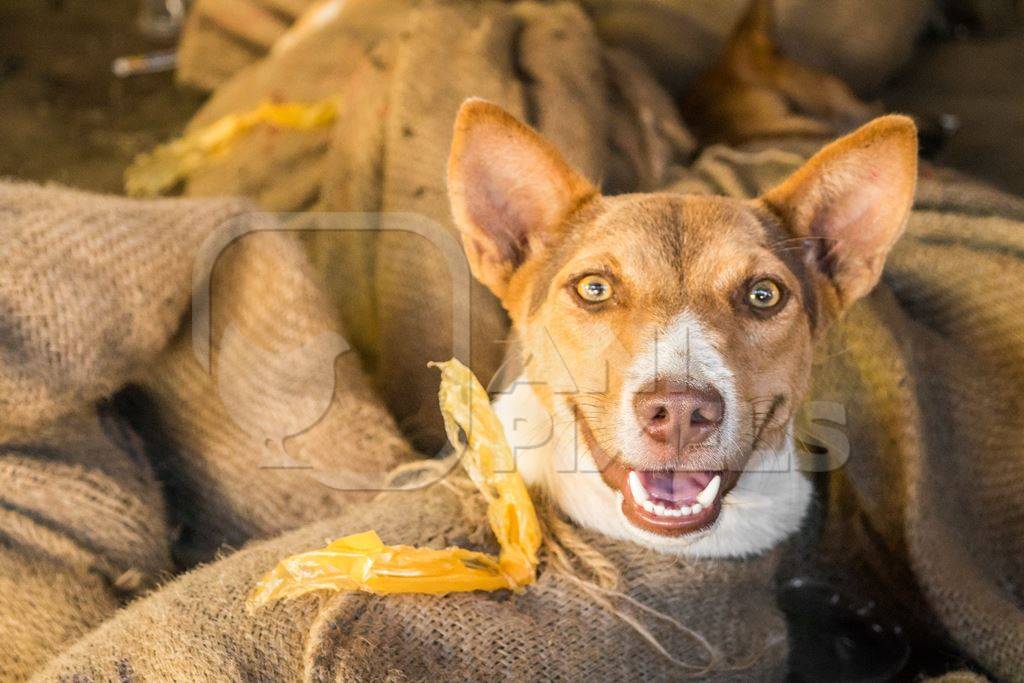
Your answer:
[633,382,724,450]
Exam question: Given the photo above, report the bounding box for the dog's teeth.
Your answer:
[629,471,722,519]
[628,471,649,503]
[695,475,721,508]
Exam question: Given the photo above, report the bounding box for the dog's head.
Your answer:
[447,99,916,556]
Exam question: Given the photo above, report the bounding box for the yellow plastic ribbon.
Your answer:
[125,99,339,198]
[247,359,541,610]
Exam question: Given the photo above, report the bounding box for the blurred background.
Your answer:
[0,0,1022,196]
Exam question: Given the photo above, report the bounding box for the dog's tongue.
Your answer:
[636,469,714,504]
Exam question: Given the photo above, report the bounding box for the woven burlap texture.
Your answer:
[33,485,787,682]
[0,181,413,680]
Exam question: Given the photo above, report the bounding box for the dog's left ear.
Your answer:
[762,115,918,309]
[448,98,597,299]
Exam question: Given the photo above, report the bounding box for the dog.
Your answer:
[445,97,917,558]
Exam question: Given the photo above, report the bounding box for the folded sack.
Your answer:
[0,181,415,679]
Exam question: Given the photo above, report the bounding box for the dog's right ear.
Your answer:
[447,99,597,299]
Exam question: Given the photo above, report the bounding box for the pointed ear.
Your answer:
[762,115,918,308]
[447,98,597,299]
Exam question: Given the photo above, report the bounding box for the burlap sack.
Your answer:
[33,485,788,682]
[0,181,415,677]
[0,183,248,435]
[583,0,932,96]
[0,408,171,681]
[171,0,695,451]
[928,673,992,683]
[668,149,1024,682]
[133,223,416,566]
[0,182,247,678]
[176,0,933,95]
[176,0,319,91]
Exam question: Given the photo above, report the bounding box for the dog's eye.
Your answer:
[747,279,782,309]
[575,274,613,303]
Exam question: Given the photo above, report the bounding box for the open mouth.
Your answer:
[576,409,740,536]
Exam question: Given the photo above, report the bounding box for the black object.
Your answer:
[781,577,910,682]
[917,113,961,160]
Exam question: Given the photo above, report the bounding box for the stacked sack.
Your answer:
[176,0,319,91]
[164,0,696,451]
[0,182,413,680]
[177,0,933,96]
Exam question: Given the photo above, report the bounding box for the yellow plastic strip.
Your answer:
[247,359,541,610]
[125,99,338,197]
[432,359,541,586]
[247,530,511,606]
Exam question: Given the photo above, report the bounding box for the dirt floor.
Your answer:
[0,0,203,194]
[1,2,1022,198]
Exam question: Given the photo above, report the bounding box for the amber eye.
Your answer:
[575,274,613,303]
[747,278,782,309]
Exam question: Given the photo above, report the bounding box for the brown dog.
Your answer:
[446,98,916,556]
[682,0,880,146]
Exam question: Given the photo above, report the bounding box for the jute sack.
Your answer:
[668,149,1024,682]
[927,673,992,683]
[176,0,319,91]
[0,179,413,592]
[0,408,171,682]
[34,485,788,682]
[176,0,932,95]
[0,182,251,434]
[0,181,218,678]
[170,0,694,451]
[119,207,416,565]
[582,0,931,95]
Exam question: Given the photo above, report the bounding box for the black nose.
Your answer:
[633,381,724,453]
